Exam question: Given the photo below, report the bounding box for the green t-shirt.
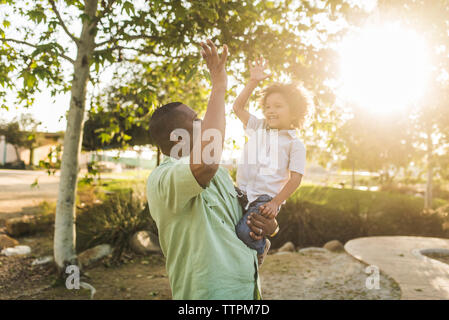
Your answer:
[146,156,260,299]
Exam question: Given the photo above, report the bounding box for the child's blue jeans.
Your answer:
[235,190,272,255]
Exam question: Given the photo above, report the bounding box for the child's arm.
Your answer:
[259,172,303,218]
[232,57,270,127]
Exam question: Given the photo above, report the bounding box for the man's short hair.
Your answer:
[148,102,185,155]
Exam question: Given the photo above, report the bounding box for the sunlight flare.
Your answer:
[338,23,431,113]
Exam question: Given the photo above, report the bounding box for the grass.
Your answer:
[78,177,146,197]
[96,179,146,193]
[96,169,152,180]
[292,184,447,213]
[21,200,56,217]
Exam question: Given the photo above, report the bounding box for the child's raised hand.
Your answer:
[258,200,279,219]
[249,57,271,82]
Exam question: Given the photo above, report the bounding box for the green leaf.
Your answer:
[202,70,211,83]
[28,8,46,24]
[31,178,39,189]
[122,1,135,16]
[22,71,36,88]
[185,67,197,83]
[99,132,112,143]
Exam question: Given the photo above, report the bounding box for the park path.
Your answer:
[0,169,59,221]
[345,236,449,300]
[0,169,142,222]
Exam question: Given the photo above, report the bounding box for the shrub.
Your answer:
[76,189,157,263]
[270,186,449,249]
[379,182,419,196]
[432,182,449,201]
[273,200,364,249]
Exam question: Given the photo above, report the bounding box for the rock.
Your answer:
[5,215,36,236]
[443,222,449,231]
[274,251,294,256]
[298,247,329,254]
[78,244,112,269]
[129,231,161,255]
[0,234,19,249]
[1,245,31,256]
[277,241,295,252]
[323,240,344,252]
[31,256,54,266]
[0,221,7,234]
[5,215,53,237]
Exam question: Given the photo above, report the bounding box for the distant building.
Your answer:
[0,132,64,166]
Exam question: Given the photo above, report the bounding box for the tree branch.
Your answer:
[95,33,163,49]
[93,0,116,24]
[48,0,80,45]
[95,38,114,48]
[95,45,183,59]
[94,21,130,48]
[1,38,75,64]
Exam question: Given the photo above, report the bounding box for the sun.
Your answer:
[337,23,431,113]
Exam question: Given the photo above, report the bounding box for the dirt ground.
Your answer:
[1,169,438,299]
[0,232,405,300]
[260,251,401,299]
[0,233,172,300]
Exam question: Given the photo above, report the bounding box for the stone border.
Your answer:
[344,236,449,300]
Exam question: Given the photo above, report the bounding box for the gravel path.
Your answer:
[260,250,401,300]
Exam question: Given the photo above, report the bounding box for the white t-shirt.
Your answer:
[236,114,306,208]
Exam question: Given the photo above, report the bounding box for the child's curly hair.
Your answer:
[260,83,311,129]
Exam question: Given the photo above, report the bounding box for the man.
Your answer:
[146,40,278,299]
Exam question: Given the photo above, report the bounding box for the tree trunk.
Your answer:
[14,146,20,162]
[351,159,355,189]
[53,0,98,275]
[29,147,34,166]
[424,124,433,210]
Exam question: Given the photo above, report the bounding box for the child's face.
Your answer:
[263,92,292,130]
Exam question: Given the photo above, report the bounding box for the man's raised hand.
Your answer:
[200,39,228,89]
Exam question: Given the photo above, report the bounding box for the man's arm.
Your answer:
[232,58,270,127]
[190,40,228,188]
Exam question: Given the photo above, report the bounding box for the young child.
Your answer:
[233,57,309,265]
